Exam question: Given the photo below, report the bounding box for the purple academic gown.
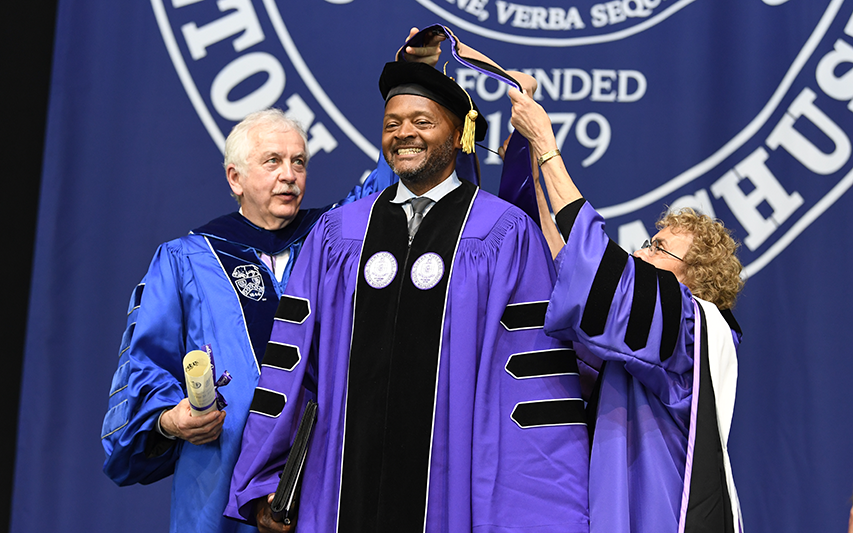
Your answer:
[544,200,743,533]
[226,179,590,532]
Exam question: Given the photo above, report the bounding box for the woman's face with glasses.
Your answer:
[633,226,693,283]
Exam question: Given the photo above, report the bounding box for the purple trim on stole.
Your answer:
[678,300,702,533]
[400,24,522,90]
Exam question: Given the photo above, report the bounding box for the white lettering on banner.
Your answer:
[480,106,611,167]
[576,113,611,167]
[210,52,285,120]
[484,110,505,165]
[590,0,660,28]
[495,1,585,30]
[592,69,617,101]
[711,148,804,251]
[619,70,647,103]
[617,53,853,258]
[815,39,853,112]
[477,74,507,102]
[158,0,340,158]
[455,69,479,95]
[282,94,338,156]
[419,0,694,45]
[517,68,647,102]
[538,69,561,101]
[616,189,719,251]
[562,69,591,100]
[766,87,851,175]
[181,0,265,60]
[605,4,853,278]
[449,0,490,22]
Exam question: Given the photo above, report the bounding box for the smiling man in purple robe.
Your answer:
[226,58,590,533]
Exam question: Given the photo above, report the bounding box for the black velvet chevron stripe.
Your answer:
[581,240,628,338]
[506,349,579,378]
[657,269,681,362]
[262,342,300,371]
[511,399,586,428]
[501,301,549,330]
[624,258,658,351]
[275,295,310,323]
[249,388,286,418]
[554,198,587,242]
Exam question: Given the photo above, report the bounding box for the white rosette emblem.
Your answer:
[364,251,398,289]
[410,252,445,290]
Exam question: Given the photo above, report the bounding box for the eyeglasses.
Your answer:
[640,239,684,262]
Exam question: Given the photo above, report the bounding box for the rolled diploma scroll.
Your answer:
[183,349,218,417]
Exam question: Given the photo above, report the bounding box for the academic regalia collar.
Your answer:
[719,307,743,337]
[192,209,326,255]
[390,171,461,205]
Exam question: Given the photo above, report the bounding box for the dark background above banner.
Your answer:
[4,2,57,531]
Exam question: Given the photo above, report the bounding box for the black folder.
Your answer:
[270,399,318,524]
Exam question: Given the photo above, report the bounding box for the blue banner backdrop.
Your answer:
[14,0,853,531]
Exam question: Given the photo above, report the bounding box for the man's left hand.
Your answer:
[256,494,294,533]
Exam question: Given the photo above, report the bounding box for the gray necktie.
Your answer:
[408,197,432,240]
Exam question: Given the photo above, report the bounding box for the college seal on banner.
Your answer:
[153,0,853,280]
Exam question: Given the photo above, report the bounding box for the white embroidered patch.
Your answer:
[364,251,398,289]
[232,264,265,301]
[411,252,444,290]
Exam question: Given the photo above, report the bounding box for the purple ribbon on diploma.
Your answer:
[203,343,232,410]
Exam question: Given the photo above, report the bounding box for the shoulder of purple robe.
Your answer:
[226,211,364,522]
[545,201,697,404]
[462,188,528,239]
[338,190,382,241]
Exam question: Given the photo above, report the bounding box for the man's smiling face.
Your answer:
[382,94,461,195]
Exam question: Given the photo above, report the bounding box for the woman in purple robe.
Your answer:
[505,86,746,533]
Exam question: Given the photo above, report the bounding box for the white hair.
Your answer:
[223,108,310,203]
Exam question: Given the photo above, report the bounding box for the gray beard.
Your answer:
[388,135,456,186]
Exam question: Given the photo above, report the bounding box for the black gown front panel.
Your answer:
[340,181,476,533]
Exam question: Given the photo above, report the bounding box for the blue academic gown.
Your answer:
[544,200,743,533]
[101,163,395,533]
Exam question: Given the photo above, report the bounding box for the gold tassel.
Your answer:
[460,83,477,154]
[445,61,478,154]
[461,109,477,154]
